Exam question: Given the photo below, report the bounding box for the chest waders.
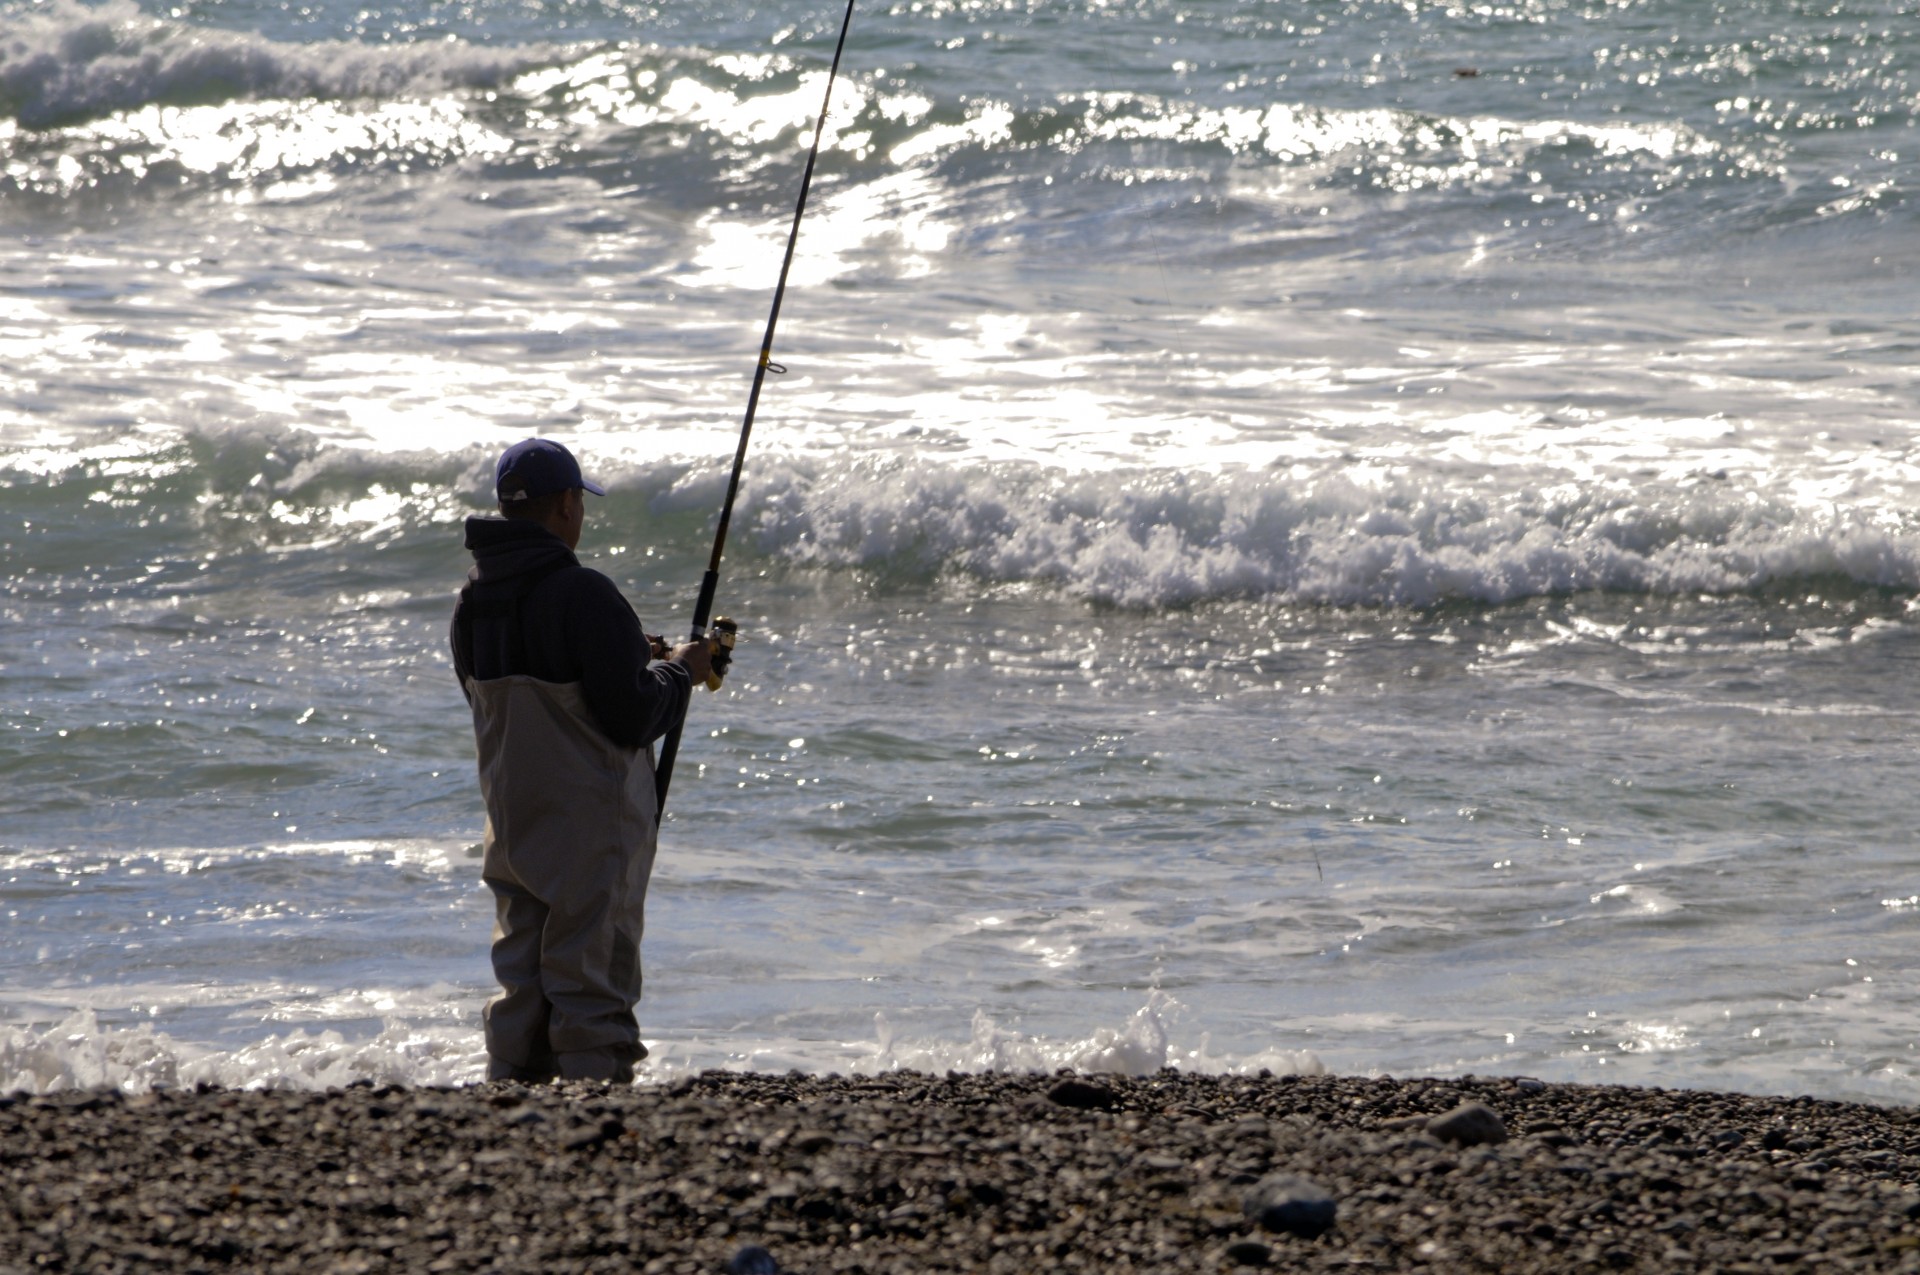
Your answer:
[459,562,658,1080]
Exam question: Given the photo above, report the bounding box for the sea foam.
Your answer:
[738,456,1920,608]
[0,996,1323,1094]
[0,1009,486,1095]
[17,429,1915,612]
[0,0,550,129]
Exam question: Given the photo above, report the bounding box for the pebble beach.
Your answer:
[6,1071,1919,1273]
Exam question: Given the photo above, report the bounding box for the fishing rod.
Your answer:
[654,0,860,816]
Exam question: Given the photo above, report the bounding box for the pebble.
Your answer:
[1427,1100,1508,1147]
[3,1072,1918,1272]
[1243,1172,1339,1239]
[725,1244,780,1274]
[1046,1076,1119,1110]
[1222,1238,1273,1266]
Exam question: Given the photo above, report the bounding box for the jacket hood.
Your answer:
[463,515,578,586]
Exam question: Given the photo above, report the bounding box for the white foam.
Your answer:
[0,839,459,875]
[737,456,1920,608]
[1063,90,1733,183]
[8,409,1913,609]
[0,0,550,130]
[0,995,1323,1094]
[1589,884,1683,917]
[0,1009,487,1094]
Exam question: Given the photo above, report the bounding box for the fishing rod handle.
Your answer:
[655,568,722,812]
[687,568,721,638]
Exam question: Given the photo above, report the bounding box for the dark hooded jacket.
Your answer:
[450,516,690,750]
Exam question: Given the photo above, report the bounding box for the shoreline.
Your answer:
[5,1070,1918,1272]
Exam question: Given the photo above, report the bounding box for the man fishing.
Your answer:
[451,437,712,1084]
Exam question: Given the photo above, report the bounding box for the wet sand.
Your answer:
[4,1070,1918,1272]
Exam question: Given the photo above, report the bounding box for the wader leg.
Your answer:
[540,893,646,1057]
[485,1055,559,1083]
[555,1042,647,1084]
[483,879,557,1077]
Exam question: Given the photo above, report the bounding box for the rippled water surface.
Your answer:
[3,0,1918,1100]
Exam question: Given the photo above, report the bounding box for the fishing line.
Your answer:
[1137,195,1178,313]
[653,0,860,816]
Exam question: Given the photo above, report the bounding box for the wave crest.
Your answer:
[0,0,549,129]
[740,457,1920,608]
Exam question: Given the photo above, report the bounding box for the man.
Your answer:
[450,437,712,1083]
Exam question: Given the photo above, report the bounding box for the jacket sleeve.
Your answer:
[564,570,693,750]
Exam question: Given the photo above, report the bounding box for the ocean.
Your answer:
[3,0,1917,1103]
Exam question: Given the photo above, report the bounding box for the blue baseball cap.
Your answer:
[494,438,607,503]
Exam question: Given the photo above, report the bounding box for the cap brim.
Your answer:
[580,477,608,496]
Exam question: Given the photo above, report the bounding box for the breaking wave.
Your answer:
[736,456,1920,609]
[14,431,1916,612]
[0,0,552,129]
[0,996,1323,1094]
[3,0,1833,244]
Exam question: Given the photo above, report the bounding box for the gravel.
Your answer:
[5,1070,1919,1272]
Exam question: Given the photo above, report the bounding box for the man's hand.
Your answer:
[646,633,670,660]
[668,640,713,685]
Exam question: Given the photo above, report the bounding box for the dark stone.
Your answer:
[1243,1173,1337,1239]
[1223,1239,1272,1266]
[726,1244,780,1274]
[1427,1102,1508,1147]
[191,1238,246,1262]
[1046,1078,1118,1110]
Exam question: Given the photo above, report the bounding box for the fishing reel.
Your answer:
[704,617,738,692]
